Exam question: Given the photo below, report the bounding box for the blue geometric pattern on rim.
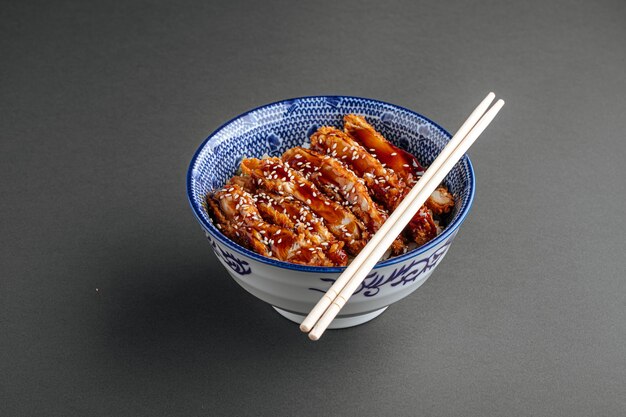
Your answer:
[187,96,475,273]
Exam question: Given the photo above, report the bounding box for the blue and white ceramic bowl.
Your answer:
[187,96,475,328]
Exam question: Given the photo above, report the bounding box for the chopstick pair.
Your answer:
[300,92,505,341]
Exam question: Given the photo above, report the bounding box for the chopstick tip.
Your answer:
[308,332,320,341]
[299,323,312,332]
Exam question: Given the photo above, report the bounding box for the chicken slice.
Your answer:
[240,157,367,255]
[310,126,442,247]
[343,116,456,242]
[309,126,406,212]
[343,114,425,183]
[209,184,336,266]
[206,196,271,257]
[408,205,438,246]
[425,185,455,216]
[283,147,407,255]
[254,191,348,266]
[220,175,349,265]
[345,114,455,217]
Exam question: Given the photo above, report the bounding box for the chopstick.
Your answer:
[302,93,505,340]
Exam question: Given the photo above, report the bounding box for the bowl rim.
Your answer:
[187,95,475,273]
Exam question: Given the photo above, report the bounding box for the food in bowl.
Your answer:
[188,96,475,328]
[205,114,454,267]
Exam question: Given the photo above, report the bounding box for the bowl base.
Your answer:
[272,306,388,329]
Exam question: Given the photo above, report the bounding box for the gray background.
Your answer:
[1,0,625,416]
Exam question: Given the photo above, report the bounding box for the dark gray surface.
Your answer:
[2,0,625,415]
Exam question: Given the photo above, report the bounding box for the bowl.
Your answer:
[187,96,475,329]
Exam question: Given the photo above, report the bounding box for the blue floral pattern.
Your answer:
[205,232,251,275]
[266,133,282,156]
[310,238,454,297]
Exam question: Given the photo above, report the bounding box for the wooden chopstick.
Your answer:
[305,95,505,341]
